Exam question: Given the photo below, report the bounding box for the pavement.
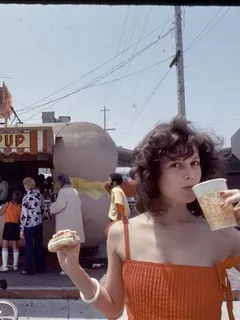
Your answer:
[0,245,107,299]
[4,299,240,319]
[0,267,107,299]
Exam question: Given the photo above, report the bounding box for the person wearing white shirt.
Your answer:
[0,177,8,205]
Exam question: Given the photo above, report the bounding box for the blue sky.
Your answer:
[0,4,239,149]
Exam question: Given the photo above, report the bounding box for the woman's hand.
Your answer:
[56,243,81,276]
[20,231,24,239]
[220,189,240,212]
[220,189,240,224]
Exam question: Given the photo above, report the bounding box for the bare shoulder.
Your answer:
[108,221,124,238]
[217,227,240,257]
[106,221,127,262]
[108,215,146,238]
[199,220,240,256]
[217,227,240,244]
[127,212,147,228]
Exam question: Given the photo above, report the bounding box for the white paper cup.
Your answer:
[192,178,238,231]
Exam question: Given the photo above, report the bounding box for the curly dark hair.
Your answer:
[130,116,227,216]
[109,173,123,185]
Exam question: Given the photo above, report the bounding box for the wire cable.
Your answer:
[91,55,173,88]
[184,7,230,52]
[20,54,174,123]
[17,32,172,117]
[17,17,174,112]
[110,7,142,108]
[129,67,172,129]
[104,7,130,103]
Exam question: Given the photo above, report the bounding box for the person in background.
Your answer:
[0,176,8,205]
[0,190,23,272]
[36,174,46,194]
[42,189,51,221]
[46,176,54,194]
[20,177,45,275]
[107,173,130,223]
[50,173,85,275]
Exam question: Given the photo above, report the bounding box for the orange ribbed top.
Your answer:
[116,218,240,320]
[4,201,21,223]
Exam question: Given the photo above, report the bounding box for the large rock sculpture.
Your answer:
[52,122,118,248]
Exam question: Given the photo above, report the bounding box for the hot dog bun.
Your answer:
[48,229,80,252]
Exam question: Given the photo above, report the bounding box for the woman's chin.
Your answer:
[183,194,196,204]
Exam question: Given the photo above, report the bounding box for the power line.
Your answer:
[184,7,223,52]
[111,27,172,110]
[16,17,173,112]
[129,15,168,101]
[110,7,155,109]
[184,8,230,52]
[20,54,174,123]
[22,99,62,122]
[129,67,172,129]
[105,7,130,103]
[91,55,173,87]
[110,6,142,108]
[17,32,172,117]
[116,7,231,135]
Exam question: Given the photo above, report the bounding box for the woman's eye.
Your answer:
[192,161,200,166]
[171,163,181,168]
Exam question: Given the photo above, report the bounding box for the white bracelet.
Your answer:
[79,278,101,304]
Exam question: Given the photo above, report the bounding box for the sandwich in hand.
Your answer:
[48,229,80,253]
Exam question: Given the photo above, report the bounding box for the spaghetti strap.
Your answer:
[122,216,131,261]
[104,216,131,260]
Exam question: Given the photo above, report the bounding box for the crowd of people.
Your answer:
[0,173,80,274]
[0,175,52,274]
[0,170,130,276]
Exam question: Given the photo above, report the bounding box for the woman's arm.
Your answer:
[57,221,125,318]
[50,190,67,214]
[20,196,28,232]
[0,202,8,216]
[220,189,240,271]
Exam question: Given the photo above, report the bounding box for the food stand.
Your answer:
[0,124,54,247]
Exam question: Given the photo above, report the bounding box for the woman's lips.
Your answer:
[183,185,194,190]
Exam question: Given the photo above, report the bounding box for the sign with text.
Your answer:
[0,133,30,148]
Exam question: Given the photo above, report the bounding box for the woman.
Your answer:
[56,116,240,320]
[50,173,85,275]
[20,177,45,275]
[0,190,22,272]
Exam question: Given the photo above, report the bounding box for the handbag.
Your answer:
[42,199,52,221]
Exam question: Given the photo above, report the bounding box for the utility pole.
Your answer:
[173,6,186,117]
[100,106,116,132]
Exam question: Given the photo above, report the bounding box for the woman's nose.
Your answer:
[183,168,195,180]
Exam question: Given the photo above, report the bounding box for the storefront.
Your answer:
[0,125,55,247]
